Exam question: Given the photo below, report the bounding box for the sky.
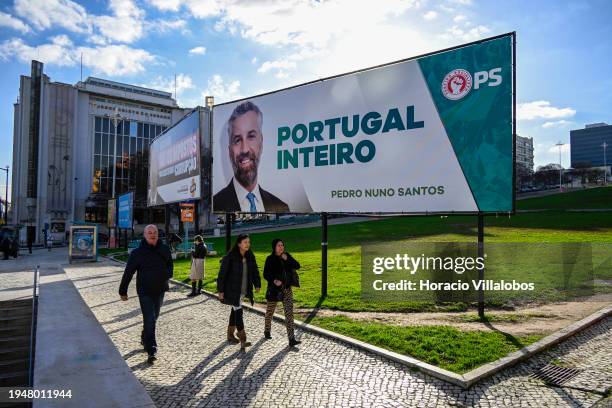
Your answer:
[1,0,611,200]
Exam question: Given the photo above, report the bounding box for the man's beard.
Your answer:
[231,151,259,189]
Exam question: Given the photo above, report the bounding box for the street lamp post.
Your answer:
[109,108,121,248]
[555,141,564,192]
[0,166,8,224]
[603,142,608,185]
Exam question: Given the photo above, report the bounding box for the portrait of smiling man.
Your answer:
[213,101,290,213]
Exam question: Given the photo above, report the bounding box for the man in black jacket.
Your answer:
[119,224,173,364]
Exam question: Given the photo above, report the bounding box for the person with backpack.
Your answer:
[187,235,207,297]
[263,238,301,347]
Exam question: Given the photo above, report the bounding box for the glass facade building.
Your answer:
[570,123,612,168]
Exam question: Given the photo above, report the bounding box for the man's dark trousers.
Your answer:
[139,292,164,355]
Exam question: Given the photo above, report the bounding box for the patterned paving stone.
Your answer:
[59,259,611,407]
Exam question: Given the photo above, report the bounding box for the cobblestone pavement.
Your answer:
[47,256,612,407]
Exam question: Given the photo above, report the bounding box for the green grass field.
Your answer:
[109,186,612,373]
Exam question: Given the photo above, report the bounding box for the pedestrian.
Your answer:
[217,233,261,351]
[10,236,19,259]
[119,224,173,364]
[187,235,207,297]
[46,235,53,252]
[27,233,33,254]
[263,238,302,347]
[1,234,10,260]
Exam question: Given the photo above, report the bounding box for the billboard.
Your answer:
[180,202,195,222]
[118,192,134,229]
[148,110,201,206]
[212,34,514,214]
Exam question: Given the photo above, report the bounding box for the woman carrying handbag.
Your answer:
[263,238,301,347]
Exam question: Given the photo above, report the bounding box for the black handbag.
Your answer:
[288,268,300,288]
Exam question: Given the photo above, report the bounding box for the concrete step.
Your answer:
[0,315,31,328]
[0,370,29,387]
[0,358,29,373]
[0,335,30,349]
[0,324,31,337]
[0,306,31,318]
[0,346,29,361]
[0,299,33,308]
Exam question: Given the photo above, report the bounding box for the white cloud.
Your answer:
[94,0,145,43]
[518,101,576,121]
[0,11,31,33]
[14,0,91,33]
[188,46,207,55]
[0,36,75,66]
[147,0,181,12]
[251,57,257,64]
[258,59,297,74]
[542,120,572,129]
[423,10,437,20]
[202,74,241,103]
[151,18,189,34]
[0,36,156,76]
[442,24,490,41]
[453,14,466,22]
[143,73,194,104]
[547,143,570,154]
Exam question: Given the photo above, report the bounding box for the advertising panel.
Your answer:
[148,110,201,206]
[118,192,134,229]
[212,34,514,214]
[69,225,98,262]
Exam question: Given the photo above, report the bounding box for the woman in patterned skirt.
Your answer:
[187,235,207,297]
[263,238,301,347]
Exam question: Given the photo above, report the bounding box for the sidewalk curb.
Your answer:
[105,254,611,389]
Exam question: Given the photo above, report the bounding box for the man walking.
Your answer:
[119,224,173,364]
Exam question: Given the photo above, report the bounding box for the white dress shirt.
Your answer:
[233,177,265,212]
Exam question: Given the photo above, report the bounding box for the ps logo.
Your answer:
[441,67,502,100]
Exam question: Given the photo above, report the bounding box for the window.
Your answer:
[102,117,110,133]
[130,121,137,137]
[95,117,101,132]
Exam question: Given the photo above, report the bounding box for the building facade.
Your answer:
[515,134,534,174]
[570,123,612,171]
[11,61,192,244]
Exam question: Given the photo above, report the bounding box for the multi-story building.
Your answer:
[570,123,611,172]
[11,60,192,244]
[515,134,534,174]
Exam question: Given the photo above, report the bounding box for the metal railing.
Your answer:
[28,265,39,387]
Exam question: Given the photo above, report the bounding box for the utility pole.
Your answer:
[603,142,608,185]
[110,108,121,248]
[0,166,8,224]
[555,141,565,192]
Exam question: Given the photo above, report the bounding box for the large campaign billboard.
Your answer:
[212,33,514,214]
[148,110,201,206]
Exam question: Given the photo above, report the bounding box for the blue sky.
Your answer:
[1,0,611,199]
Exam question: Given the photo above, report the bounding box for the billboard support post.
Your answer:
[225,213,232,254]
[322,212,328,297]
[477,214,485,318]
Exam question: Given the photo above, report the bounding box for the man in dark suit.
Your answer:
[213,101,289,213]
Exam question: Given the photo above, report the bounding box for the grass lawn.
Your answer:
[516,185,612,210]
[171,210,612,312]
[308,315,543,374]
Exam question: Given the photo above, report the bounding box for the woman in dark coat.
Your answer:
[263,238,301,347]
[217,234,261,350]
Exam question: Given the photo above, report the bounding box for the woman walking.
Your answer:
[263,238,301,347]
[187,235,207,297]
[217,234,261,351]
